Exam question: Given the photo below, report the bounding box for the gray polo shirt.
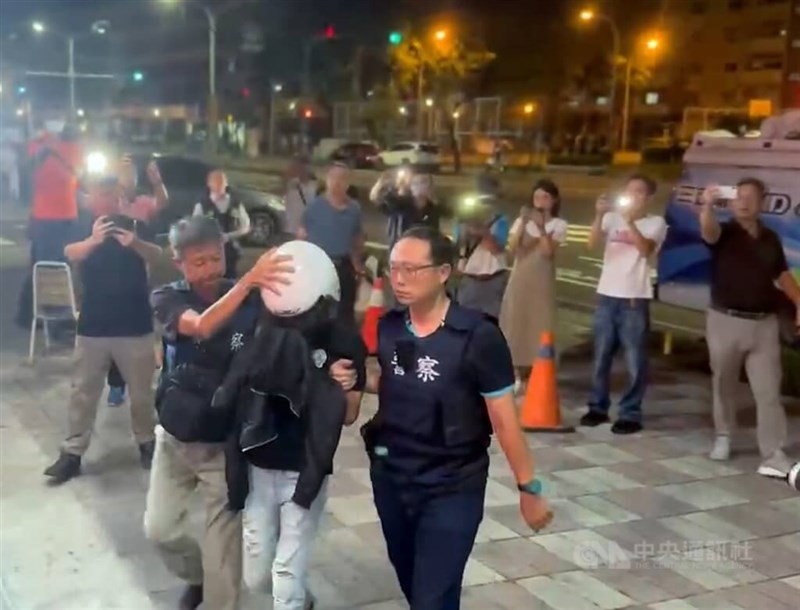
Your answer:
[301,195,362,259]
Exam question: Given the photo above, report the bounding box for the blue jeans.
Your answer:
[242,469,327,610]
[371,472,485,610]
[588,295,650,423]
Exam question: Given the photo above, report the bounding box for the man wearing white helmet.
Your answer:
[145,217,358,610]
[214,238,367,610]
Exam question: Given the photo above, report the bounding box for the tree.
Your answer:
[389,28,495,173]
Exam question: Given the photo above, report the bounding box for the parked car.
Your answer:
[370,142,441,173]
[80,153,286,248]
[330,142,380,169]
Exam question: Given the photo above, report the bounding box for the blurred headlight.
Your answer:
[86,151,108,175]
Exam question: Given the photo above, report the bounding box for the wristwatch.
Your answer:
[517,478,543,496]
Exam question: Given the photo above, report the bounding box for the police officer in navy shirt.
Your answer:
[145,216,295,610]
[359,226,552,610]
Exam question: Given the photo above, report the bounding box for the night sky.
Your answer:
[1,0,666,110]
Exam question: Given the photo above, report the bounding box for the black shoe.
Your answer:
[139,441,155,470]
[612,420,643,435]
[44,453,81,485]
[579,410,610,427]
[178,584,203,610]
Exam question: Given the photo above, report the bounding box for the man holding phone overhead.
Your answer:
[44,156,165,485]
[582,173,667,435]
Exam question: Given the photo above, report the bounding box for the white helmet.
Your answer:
[260,240,340,317]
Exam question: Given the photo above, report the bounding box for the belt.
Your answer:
[711,305,771,320]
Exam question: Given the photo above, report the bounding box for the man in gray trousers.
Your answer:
[700,178,800,477]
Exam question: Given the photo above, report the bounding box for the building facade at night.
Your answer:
[670,0,795,111]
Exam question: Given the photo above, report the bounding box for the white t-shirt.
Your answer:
[510,216,569,244]
[596,212,667,299]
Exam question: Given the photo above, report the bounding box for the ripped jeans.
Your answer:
[242,468,328,610]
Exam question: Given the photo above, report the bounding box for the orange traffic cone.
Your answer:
[361,277,385,355]
[519,331,575,433]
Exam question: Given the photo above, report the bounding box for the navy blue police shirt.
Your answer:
[374,302,515,491]
[150,279,261,374]
[76,218,156,337]
[245,322,368,473]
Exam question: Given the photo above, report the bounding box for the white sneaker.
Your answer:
[757,451,792,479]
[709,436,731,461]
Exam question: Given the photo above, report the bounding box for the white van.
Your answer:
[657,116,800,324]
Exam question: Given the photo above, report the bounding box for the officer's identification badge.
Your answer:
[312,349,328,369]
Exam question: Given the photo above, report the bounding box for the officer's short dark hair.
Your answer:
[736,177,766,199]
[400,226,455,267]
[626,173,657,196]
[169,216,223,258]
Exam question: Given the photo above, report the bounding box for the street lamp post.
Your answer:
[268,83,282,156]
[579,10,621,149]
[621,59,633,151]
[621,37,660,152]
[160,1,218,153]
[28,21,113,122]
[200,6,218,155]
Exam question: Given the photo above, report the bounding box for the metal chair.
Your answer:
[29,261,78,364]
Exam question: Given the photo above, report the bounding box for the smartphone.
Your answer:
[717,186,737,200]
[616,195,632,209]
[106,214,136,233]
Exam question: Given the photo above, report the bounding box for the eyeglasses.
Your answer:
[388,263,438,280]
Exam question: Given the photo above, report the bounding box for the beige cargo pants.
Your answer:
[62,335,157,455]
[706,309,787,458]
[144,426,242,610]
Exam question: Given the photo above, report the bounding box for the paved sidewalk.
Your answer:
[1,345,800,609]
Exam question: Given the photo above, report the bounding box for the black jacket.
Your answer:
[212,320,348,510]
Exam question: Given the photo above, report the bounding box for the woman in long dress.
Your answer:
[499,179,568,395]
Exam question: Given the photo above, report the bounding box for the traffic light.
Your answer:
[133,71,144,82]
[324,25,335,39]
[241,87,251,98]
[389,31,403,45]
[304,109,312,118]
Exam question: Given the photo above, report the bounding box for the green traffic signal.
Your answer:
[389,31,403,45]
[133,71,144,82]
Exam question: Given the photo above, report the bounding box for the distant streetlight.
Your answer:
[29,19,112,119]
[17,86,26,94]
[399,106,407,115]
[153,108,161,117]
[16,107,25,117]
[289,101,297,110]
[452,111,460,119]
[273,83,283,93]
[77,108,85,117]
[620,34,664,151]
[524,103,535,115]
[577,8,621,148]
[304,109,312,119]
[425,98,434,107]
[434,29,447,41]
[133,71,144,82]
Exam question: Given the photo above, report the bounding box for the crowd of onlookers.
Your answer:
[7,122,800,610]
